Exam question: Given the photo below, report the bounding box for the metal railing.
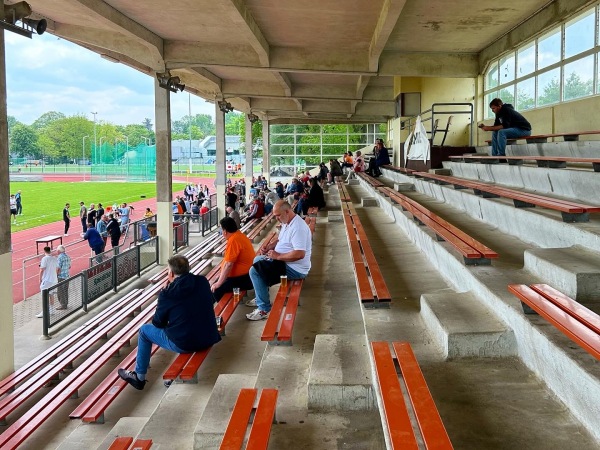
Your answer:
[401,102,474,146]
[41,237,159,337]
[173,207,219,236]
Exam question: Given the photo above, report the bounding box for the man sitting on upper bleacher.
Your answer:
[245,200,312,321]
[118,255,221,390]
[479,98,532,157]
[210,217,255,303]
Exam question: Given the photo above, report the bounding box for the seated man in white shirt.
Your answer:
[246,200,312,320]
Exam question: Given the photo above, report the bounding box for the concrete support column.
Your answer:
[215,104,227,219]
[0,30,15,378]
[245,115,253,201]
[262,119,270,184]
[154,80,173,264]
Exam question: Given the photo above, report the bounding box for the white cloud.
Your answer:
[6,32,216,126]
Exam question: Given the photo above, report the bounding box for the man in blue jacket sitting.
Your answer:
[118,255,221,390]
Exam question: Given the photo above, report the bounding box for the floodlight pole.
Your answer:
[91,111,98,170]
[82,135,89,180]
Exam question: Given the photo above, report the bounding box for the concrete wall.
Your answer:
[390,76,476,159]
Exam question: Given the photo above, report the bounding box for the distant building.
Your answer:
[171,136,243,160]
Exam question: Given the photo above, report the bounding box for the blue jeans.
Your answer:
[491,128,531,156]
[249,255,307,313]
[135,323,186,376]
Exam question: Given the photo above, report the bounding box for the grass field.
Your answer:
[8,181,186,232]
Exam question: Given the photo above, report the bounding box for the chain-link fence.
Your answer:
[41,236,159,337]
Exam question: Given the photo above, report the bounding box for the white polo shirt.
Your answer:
[40,255,59,290]
[275,214,312,274]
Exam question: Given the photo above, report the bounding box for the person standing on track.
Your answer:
[79,201,88,235]
[63,203,71,236]
[15,190,22,215]
[10,194,17,225]
[106,213,122,248]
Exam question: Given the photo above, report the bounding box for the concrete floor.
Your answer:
[4,178,600,449]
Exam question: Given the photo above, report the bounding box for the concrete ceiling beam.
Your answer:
[70,0,163,69]
[369,0,407,71]
[53,23,163,71]
[379,51,479,77]
[356,75,371,99]
[226,0,270,66]
[165,41,262,68]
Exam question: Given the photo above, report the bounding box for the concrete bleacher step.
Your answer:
[393,182,414,191]
[307,334,376,411]
[420,291,517,359]
[524,246,600,303]
[193,373,257,449]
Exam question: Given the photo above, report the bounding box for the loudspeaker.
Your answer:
[22,18,46,35]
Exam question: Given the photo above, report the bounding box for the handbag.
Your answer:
[252,258,287,286]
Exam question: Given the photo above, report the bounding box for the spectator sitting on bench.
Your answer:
[327,159,343,184]
[227,206,241,229]
[242,195,265,224]
[118,255,221,390]
[246,200,312,321]
[366,139,390,177]
[210,217,255,303]
[345,151,365,181]
[479,98,532,157]
[296,177,325,216]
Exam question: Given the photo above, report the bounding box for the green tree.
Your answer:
[10,123,39,157]
[119,124,155,147]
[564,72,593,101]
[538,78,560,106]
[142,118,153,131]
[37,115,94,162]
[31,111,65,130]
[7,116,19,140]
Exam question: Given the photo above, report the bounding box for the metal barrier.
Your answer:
[41,236,159,337]
[173,209,219,236]
[173,220,188,253]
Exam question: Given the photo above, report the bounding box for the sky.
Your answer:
[5,31,216,127]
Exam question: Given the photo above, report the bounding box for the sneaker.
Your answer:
[118,369,146,390]
[55,305,66,310]
[246,308,269,321]
[244,298,257,307]
[35,311,43,318]
[64,234,68,236]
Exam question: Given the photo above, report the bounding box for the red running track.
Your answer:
[10,174,215,304]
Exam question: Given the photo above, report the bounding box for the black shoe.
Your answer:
[118,369,146,390]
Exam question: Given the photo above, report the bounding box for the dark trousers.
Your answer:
[81,218,87,232]
[57,277,69,307]
[64,219,70,235]
[212,274,253,303]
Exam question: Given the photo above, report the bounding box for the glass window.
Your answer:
[484,91,498,119]
[498,86,515,106]
[563,55,594,101]
[537,68,560,106]
[565,10,595,59]
[538,28,561,69]
[517,42,536,76]
[271,125,294,133]
[485,61,499,90]
[499,53,515,84]
[516,78,536,110]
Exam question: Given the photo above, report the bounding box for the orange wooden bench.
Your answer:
[109,436,153,450]
[484,130,600,145]
[449,155,600,171]
[508,284,600,360]
[0,293,161,448]
[341,201,392,306]
[261,280,303,345]
[413,171,600,223]
[382,165,416,176]
[371,341,453,450]
[336,181,352,202]
[246,213,274,243]
[356,172,385,187]
[378,186,498,265]
[220,388,278,450]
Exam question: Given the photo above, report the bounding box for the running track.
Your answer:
[10,174,215,304]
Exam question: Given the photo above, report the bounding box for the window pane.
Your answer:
[499,53,515,84]
[516,78,535,110]
[485,91,498,119]
[563,55,594,101]
[271,125,294,133]
[537,68,560,106]
[486,61,499,90]
[565,10,595,59]
[538,28,561,69]
[498,86,515,106]
[517,42,536,77]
